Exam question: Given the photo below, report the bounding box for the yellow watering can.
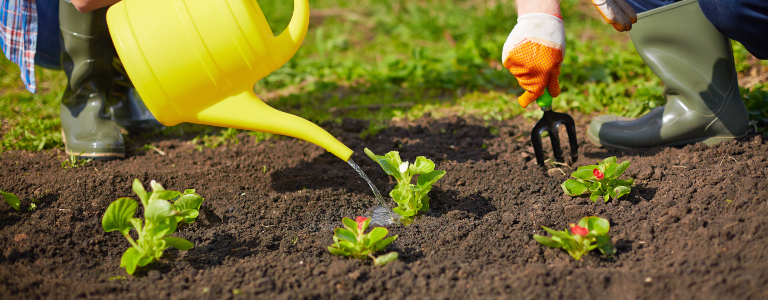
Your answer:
[106,0,353,161]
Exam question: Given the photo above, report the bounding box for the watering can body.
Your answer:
[106,0,353,161]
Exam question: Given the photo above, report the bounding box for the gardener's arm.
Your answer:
[502,0,565,107]
[69,0,122,13]
[515,0,562,16]
[503,0,636,108]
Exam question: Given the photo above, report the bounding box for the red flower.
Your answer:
[570,224,588,236]
[355,216,368,231]
[593,169,604,180]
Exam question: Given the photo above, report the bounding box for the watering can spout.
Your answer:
[274,0,310,66]
[197,90,353,161]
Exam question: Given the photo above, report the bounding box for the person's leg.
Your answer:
[59,0,125,159]
[588,0,748,148]
[699,0,768,59]
[34,0,61,70]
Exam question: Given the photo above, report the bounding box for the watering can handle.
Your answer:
[273,0,310,65]
[536,88,554,108]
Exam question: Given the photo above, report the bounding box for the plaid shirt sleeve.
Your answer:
[1,0,38,93]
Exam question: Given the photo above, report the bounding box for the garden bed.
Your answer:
[2,112,767,299]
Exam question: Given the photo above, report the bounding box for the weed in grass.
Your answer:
[3,0,767,153]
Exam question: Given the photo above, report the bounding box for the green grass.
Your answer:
[1,0,767,152]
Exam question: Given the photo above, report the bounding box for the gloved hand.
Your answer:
[592,0,637,32]
[502,13,564,108]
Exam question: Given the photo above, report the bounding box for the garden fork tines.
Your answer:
[530,89,578,167]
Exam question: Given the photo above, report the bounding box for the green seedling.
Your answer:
[61,151,93,170]
[102,179,204,275]
[328,216,399,266]
[561,156,634,202]
[364,148,445,219]
[0,190,21,211]
[534,216,615,260]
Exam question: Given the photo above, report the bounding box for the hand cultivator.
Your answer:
[530,89,578,167]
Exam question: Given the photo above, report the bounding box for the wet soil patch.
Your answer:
[2,113,768,299]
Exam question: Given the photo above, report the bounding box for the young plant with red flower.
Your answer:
[561,156,634,202]
[328,216,399,266]
[534,216,615,260]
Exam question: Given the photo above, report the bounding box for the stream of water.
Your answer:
[348,159,397,224]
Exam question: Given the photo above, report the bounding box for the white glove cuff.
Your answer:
[501,13,566,63]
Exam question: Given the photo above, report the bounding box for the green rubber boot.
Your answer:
[587,0,749,149]
[59,0,124,159]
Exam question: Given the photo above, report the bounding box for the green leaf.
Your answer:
[394,207,416,216]
[164,236,194,250]
[542,226,575,241]
[120,247,143,275]
[589,181,602,192]
[614,185,632,199]
[600,157,617,165]
[595,235,615,256]
[364,148,401,178]
[174,194,203,210]
[176,210,199,223]
[604,163,617,179]
[174,194,204,223]
[419,195,430,212]
[561,179,589,196]
[607,188,617,202]
[571,169,594,180]
[129,218,143,233]
[416,170,445,187]
[579,217,610,235]
[614,161,630,177]
[341,217,359,236]
[367,227,389,244]
[145,199,177,223]
[373,252,398,266]
[138,255,155,266]
[390,188,413,205]
[590,189,604,202]
[0,190,21,211]
[150,191,181,201]
[328,246,350,256]
[361,217,371,233]
[145,205,179,239]
[132,179,148,207]
[576,165,599,171]
[334,228,357,243]
[534,235,563,248]
[409,156,435,174]
[103,198,139,235]
[615,178,634,187]
[373,235,398,251]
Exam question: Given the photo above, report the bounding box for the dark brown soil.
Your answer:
[2,113,768,299]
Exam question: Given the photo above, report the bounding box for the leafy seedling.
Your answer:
[0,190,21,211]
[102,179,204,275]
[364,148,445,219]
[561,156,634,202]
[328,216,399,266]
[61,151,93,170]
[534,216,615,260]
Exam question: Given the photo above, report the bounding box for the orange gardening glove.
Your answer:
[592,0,638,32]
[502,13,564,108]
